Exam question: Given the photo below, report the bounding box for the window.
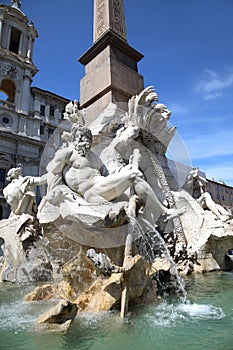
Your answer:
[0,79,16,103]
[2,117,9,124]
[222,195,225,201]
[0,169,6,189]
[48,128,54,137]
[50,106,55,117]
[40,105,45,116]
[0,91,7,101]
[9,27,21,54]
[40,124,45,135]
[217,194,220,200]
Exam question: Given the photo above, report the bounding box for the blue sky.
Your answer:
[4,0,233,185]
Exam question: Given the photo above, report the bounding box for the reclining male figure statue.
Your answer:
[46,124,181,224]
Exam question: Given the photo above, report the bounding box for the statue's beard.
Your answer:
[74,142,91,156]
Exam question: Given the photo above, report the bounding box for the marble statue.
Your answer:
[3,166,46,217]
[39,98,182,234]
[0,166,51,282]
[183,167,207,198]
[50,125,168,209]
[183,167,230,221]
[2,165,47,242]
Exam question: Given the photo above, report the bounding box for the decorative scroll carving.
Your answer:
[0,63,19,79]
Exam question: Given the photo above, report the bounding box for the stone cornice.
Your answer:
[31,87,70,104]
[78,29,143,66]
[0,49,38,75]
[0,5,28,25]
[0,128,45,147]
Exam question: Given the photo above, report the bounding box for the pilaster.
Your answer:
[20,72,31,114]
[3,23,9,48]
[18,115,27,135]
[0,16,4,46]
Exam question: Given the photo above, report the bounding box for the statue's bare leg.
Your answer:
[84,173,183,224]
[84,171,138,203]
[133,177,184,223]
[133,177,169,213]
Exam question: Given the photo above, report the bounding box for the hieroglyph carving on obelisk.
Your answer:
[93,0,127,42]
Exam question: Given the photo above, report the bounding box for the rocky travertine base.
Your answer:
[24,254,173,330]
[75,255,152,312]
[24,284,59,302]
[37,300,78,331]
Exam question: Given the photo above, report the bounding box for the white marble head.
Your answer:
[71,124,93,157]
[6,166,22,181]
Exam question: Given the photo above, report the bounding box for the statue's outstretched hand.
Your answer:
[163,207,185,222]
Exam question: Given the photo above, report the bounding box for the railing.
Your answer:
[0,99,16,111]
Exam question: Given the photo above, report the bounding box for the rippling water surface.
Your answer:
[1,272,233,350]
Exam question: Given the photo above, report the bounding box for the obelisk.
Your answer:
[93,0,127,42]
[79,0,144,125]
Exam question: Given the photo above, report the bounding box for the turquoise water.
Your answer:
[0,272,233,350]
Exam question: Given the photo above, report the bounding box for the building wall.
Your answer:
[0,3,70,219]
[206,179,233,215]
[0,87,69,219]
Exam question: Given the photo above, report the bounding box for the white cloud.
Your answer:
[204,91,223,101]
[184,129,233,160]
[194,69,233,100]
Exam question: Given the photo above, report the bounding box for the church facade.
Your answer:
[0,1,69,218]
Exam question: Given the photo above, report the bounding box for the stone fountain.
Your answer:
[0,86,232,329]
